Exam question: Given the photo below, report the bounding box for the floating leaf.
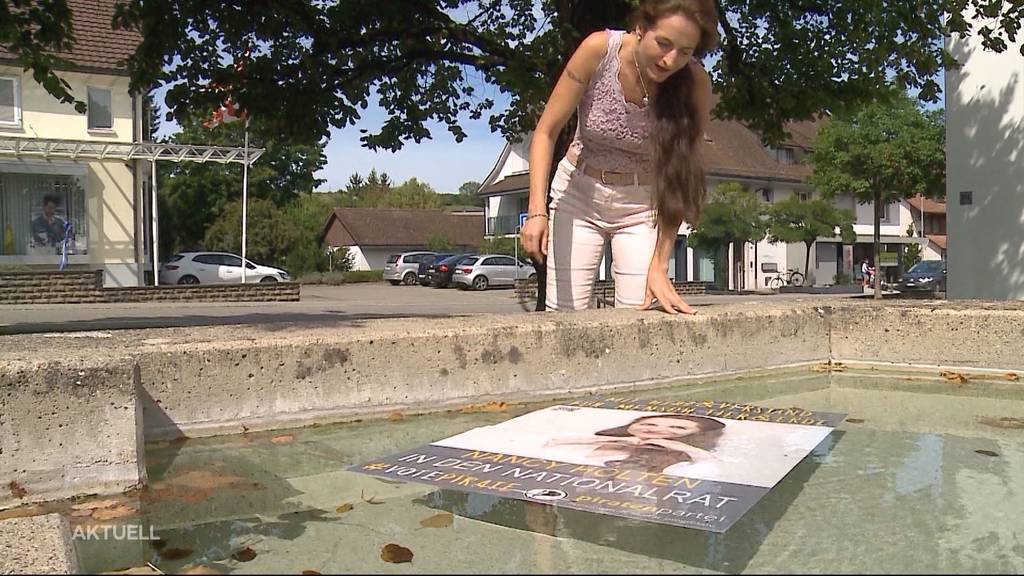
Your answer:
[1004,373,1020,381]
[458,401,509,414]
[845,418,865,424]
[940,371,968,385]
[978,416,1024,430]
[302,571,321,575]
[8,481,27,499]
[159,547,194,561]
[419,513,453,528]
[270,434,295,445]
[231,547,257,562]
[360,490,384,505]
[387,411,404,422]
[335,502,353,514]
[975,449,999,457]
[381,543,414,563]
[92,505,138,521]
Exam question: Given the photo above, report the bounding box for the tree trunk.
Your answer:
[873,189,882,299]
[804,240,813,284]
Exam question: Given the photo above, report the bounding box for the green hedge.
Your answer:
[297,270,384,285]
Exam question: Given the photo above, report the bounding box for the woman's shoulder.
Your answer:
[576,30,613,59]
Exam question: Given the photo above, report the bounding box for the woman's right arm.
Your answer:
[521,31,608,260]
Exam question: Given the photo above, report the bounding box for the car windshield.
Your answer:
[440,254,469,265]
[909,261,943,274]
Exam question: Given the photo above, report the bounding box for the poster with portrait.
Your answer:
[352,397,845,533]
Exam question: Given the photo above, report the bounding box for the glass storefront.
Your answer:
[0,171,88,258]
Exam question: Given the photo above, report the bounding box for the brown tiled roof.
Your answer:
[321,208,484,248]
[927,235,947,250]
[0,0,141,74]
[908,195,947,215]
[481,172,530,196]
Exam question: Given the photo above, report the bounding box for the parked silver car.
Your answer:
[158,252,289,285]
[452,254,536,290]
[384,251,436,285]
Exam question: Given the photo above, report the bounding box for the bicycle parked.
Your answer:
[769,268,805,290]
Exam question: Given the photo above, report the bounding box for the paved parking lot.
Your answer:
[0,282,863,334]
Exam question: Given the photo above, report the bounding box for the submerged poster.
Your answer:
[352,397,845,532]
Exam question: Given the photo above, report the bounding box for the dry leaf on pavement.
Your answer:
[381,543,414,563]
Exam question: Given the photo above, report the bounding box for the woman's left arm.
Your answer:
[640,64,713,315]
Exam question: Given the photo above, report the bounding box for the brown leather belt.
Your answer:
[574,159,655,186]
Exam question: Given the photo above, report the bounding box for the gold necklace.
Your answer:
[632,41,650,107]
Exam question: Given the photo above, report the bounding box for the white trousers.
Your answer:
[545,157,659,311]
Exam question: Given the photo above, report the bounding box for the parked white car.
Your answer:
[452,254,536,290]
[158,252,289,285]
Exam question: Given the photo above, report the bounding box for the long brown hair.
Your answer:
[633,0,720,230]
[595,414,725,473]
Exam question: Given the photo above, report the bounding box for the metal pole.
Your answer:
[151,159,159,287]
[241,120,249,283]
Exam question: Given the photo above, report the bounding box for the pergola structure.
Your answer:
[0,136,264,285]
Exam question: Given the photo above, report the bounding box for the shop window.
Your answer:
[0,172,88,257]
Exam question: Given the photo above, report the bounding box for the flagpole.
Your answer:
[241,118,249,284]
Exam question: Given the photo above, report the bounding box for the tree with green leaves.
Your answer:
[809,94,944,297]
[157,116,326,256]
[766,197,856,285]
[426,231,454,252]
[10,1,1022,150]
[688,182,766,290]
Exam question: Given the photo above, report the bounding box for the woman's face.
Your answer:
[627,417,703,439]
[635,13,702,84]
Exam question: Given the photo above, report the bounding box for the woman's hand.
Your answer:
[640,264,696,315]
[637,438,715,461]
[520,215,549,261]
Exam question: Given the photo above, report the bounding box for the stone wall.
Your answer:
[0,271,300,304]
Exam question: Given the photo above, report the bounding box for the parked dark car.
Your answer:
[898,260,946,293]
[425,254,478,288]
[417,253,455,286]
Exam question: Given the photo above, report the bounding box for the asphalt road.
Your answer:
[0,282,863,334]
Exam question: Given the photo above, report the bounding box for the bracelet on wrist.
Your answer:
[525,214,549,221]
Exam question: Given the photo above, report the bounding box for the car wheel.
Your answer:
[472,275,489,291]
[388,280,401,286]
[259,276,278,283]
[402,272,417,286]
[178,275,200,285]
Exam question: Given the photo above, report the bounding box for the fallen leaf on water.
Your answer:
[975,449,999,457]
[381,543,414,563]
[91,505,138,521]
[8,481,27,499]
[1004,373,1020,381]
[270,434,295,445]
[387,412,404,422]
[301,571,321,575]
[335,502,353,514]
[458,401,509,414]
[360,490,384,505]
[845,418,865,424]
[978,416,1024,430]
[231,547,257,562]
[419,513,453,528]
[159,547,194,561]
[940,371,969,385]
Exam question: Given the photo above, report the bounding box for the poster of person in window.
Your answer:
[30,194,74,254]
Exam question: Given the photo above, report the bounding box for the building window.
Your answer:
[87,87,113,130]
[766,145,795,164]
[797,191,811,202]
[758,188,773,203]
[0,172,88,257]
[0,76,21,127]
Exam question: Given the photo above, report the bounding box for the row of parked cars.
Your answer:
[384,251,536,291]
